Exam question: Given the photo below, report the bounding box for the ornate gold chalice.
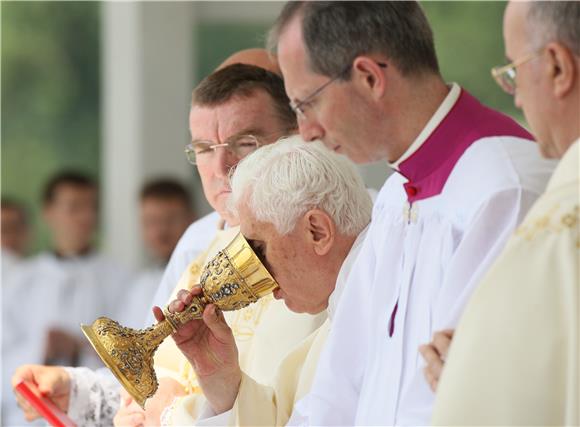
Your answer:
[81,233,278,408]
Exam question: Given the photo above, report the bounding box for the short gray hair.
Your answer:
[229,136,372,236]
[527,2,580,56]
[268,1,439,79]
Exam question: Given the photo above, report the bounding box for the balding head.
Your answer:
[503,0,580,158]
[217,48,281,76]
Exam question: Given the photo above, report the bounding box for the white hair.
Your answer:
[527,2,580,56]
[228,135,372,236]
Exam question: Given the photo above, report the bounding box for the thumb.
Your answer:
[37,370,66,396]
[203,305,232,341]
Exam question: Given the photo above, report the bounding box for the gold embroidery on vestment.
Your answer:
[516,204,579,246]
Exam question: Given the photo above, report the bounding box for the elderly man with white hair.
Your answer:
[163,136,373,426]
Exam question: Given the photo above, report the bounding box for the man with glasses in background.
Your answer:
[425,2,579,424]
[12,59,324,427]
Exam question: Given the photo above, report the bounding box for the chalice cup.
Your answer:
[81,232,278,408]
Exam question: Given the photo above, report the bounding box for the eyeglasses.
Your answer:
[290,62,387,120]
[491,50,541,95]
[185,134,261,165]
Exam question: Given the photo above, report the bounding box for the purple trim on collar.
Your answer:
[398,89,533,203]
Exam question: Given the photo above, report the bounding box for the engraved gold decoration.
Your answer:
[80,232,278,408]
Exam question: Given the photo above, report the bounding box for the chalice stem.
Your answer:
[162,295,207,333]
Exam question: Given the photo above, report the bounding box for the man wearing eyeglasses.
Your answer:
[234,1,557,426]
[429,2,579,424]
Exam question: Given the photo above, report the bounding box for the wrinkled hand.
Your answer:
[12,365,71,421]
[153,287,241,414]
[43,327,81,366]
[419,329,454,392]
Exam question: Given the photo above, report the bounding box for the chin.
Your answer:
[284,300,323,315]
[283,299,306,314]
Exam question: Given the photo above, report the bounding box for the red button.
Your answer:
[405,185,418,197]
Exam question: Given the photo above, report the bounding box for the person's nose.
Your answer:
[298,116,325,142]
[213,146,238,178]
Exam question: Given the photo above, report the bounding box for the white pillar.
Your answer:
[101,2,197,269]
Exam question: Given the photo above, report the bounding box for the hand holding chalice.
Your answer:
[80,233,278,408]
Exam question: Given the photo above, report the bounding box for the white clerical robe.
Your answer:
[176,228,368,427]
[285,84,557,426]
[432,140,579,426]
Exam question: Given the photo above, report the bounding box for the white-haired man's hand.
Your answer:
[153,286,241,415]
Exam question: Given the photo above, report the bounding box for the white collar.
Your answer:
[389,83,461,171]
[327,226,369,320]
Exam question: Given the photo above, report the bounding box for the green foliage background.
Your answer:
[1,1,520,254]
[1,2,100,251]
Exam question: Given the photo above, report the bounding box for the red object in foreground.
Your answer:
[14,381,77,427]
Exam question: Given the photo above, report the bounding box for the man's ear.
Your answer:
[351,56,387,100]
[545,41,577,99]
[303,209,335,256]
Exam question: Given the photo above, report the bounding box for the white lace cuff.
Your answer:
[64,367,121,427]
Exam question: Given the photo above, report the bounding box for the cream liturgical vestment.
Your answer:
[178,228,368,427]
[158,227,327,425]
[284,84,557,426]
[432,140,579,426]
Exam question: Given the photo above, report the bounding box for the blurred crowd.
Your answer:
[1,173,195,426]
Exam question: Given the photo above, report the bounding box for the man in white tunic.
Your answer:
[162,137,372,426]
[119,179,194,328]
[1,198,30,272]
[251,2,558,425]
[2,172,132,427]
[431,2,579,425]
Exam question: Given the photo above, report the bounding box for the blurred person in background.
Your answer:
[2,171,132,427]
[119,178,194,328]
[1,197,30,273]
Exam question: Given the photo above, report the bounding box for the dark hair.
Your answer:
[192,63,297,130]
[1,197,28,224]
[269,1,439,78]
[42,171,97,205]
[528,2,580,56]
[140,178,192,209]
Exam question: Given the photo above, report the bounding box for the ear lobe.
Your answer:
[547,42,576,99]
[304,209,335,256]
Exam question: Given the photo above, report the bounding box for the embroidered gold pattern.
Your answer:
[516,204,579,247]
